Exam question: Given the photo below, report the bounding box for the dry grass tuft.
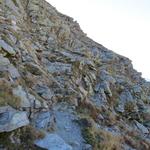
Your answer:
[0,80,21,108]
[81,122,122,150]
[98,130,122,150]
[0,125,45,150]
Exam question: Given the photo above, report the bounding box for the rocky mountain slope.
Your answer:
[0,0,150,149]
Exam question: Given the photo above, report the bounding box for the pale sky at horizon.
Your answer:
[46,0,150,79]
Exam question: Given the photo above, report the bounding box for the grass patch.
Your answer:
[0,125,45,150]
[81,119,122,150]
[124,101,136,113]
[0,80,21,108]
[97,130,122,150]
[77,99,101,120]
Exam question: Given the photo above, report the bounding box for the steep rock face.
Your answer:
[0,0,150,149]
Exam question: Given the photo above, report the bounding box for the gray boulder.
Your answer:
[0,55,20,79]
[34,84,54,100]
[0,54,10,66]
[35,133,72,150]
[34,111,52,129]
[0,106,29,133]
[8,65,20,79]
[99,70,116,84]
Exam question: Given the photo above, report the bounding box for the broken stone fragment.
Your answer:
[46,62,72,74]
[0,54,10,66]
[29,94,42,109]
[0,55,20,79]
[33,111,52,129]
[134,121,149,134]
[34,84,54,100]
[2,33,17,46]
[91,88,107,107]
[0,39,16,55]
[13,86,31,108]
[0,106,29,133]
[100,81,112,97]
[99,70,116,84]
[8,65,20,79]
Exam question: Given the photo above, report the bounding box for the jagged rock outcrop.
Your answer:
[0,0,150,149]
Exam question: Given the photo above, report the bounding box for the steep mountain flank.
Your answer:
[0,0,150,149]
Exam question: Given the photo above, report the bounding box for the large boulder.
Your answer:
[0,106,29,133]
[35,133,72,150]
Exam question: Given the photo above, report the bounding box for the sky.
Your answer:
[46,0,150,79]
